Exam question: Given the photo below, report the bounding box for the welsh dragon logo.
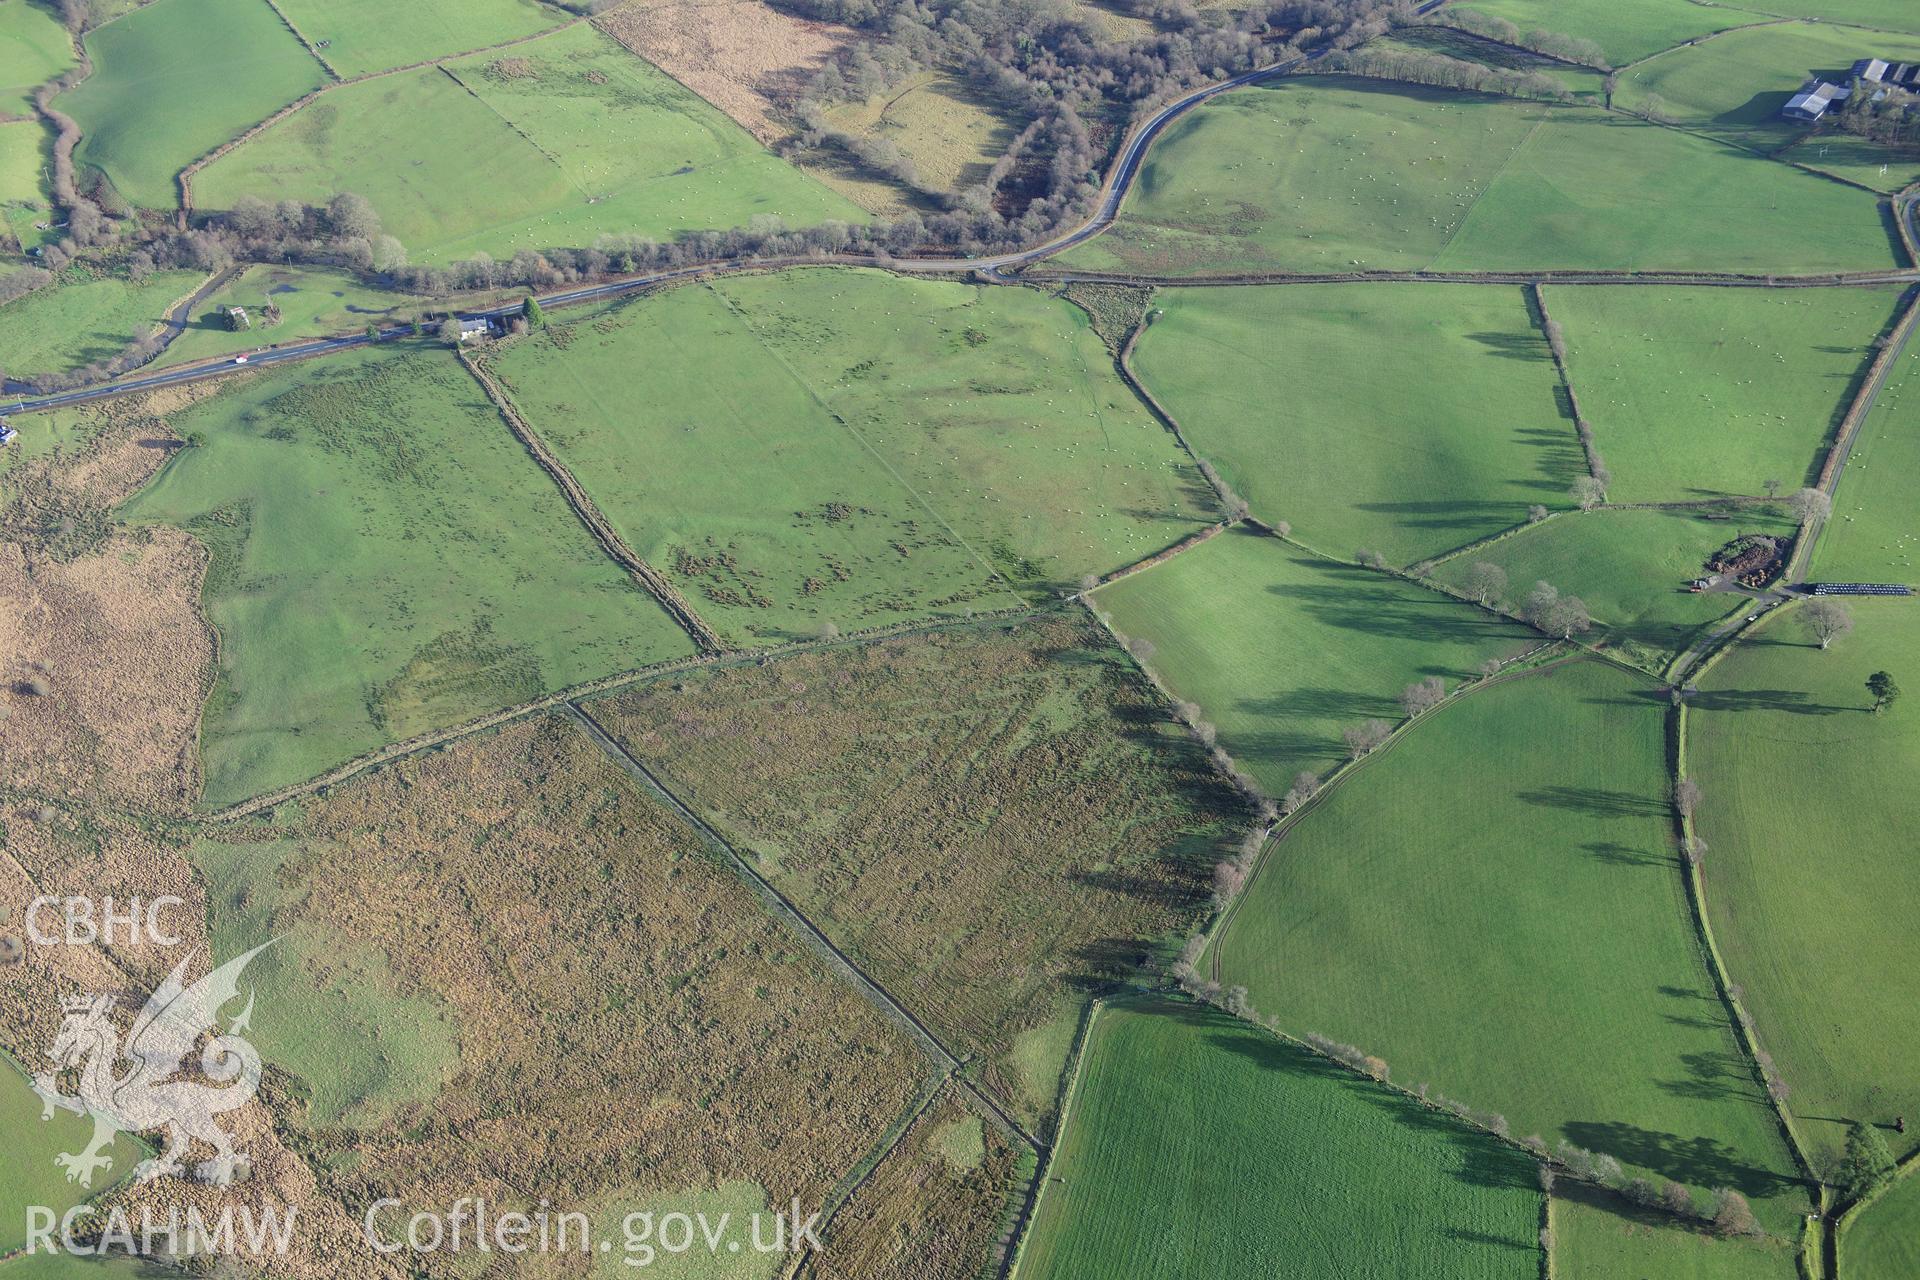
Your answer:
[31,943,272,1188]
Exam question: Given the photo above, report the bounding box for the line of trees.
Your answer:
[1420,9,1609,69]
[1316,47,1572,101]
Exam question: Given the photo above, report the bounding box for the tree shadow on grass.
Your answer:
[1465,329,1554,363]
[1657,1048,1766,1105]
[1686,687,1848,715]
[1201,1024,1539,1196]
[1560,1120,1799,1203]
[1518,785,1666,818]
[1582,841,1670,869]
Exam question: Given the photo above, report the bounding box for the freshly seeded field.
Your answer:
[1020,998,1543,1279]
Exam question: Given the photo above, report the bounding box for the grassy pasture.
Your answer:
[707,269,1216,592]
[593,617,1246,1128]
[1061,78,1898,276]
[1374,26,1609,102]
[824,71,1022,191]
[1845,1168,1920,1278]
[0,1061,145,1253]
[1019,998,1543,1279]
[1782,134,1920,195]
[58,0,327,210]
[1433,508,1800,669]
[1129,284,1578,564]
[196,24,860,261]
[491,282,1018,647]
[1443,0,1765,66]
[1688,602,1920,1165]
[1215,660,1809,1229]
[0,120,50,210]
[192,715,923,1221]
[0,0,74,116]
[270,0,563,77]
[1549,284,1903,503]
[1551,1183,1802,1279]
[1813,344,1920,582]
[0,269,204,377]
[496,270,1206,637]
[1092,525,1534,794]
[1618,23,1920,150]
[1746,0,1920,33]
[119,345,693,807]
[156,264,464,367]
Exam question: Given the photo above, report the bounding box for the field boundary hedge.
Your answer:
[460,351,728,652]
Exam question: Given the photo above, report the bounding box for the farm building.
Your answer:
[1784,58,1920,121]
[1784,79,1851,122]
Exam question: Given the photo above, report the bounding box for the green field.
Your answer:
[119,345,694,806]
[1844,1168,1920,1278]
[1092,526,1534,793]
[1747,0,1920,33]
[1550,284,1902,503]
[1019,998,1542,1279]
[0,119,50,211]
[1782,135,1920,196]
[492,279,1021,646]
[0,0,74,116]
[1215,660,1809,1228]
[1434,508,1799,669]
[496,269,1210,638]
[1552,1183,1802,1279]
[155,264,458,368]
[1,1061,144,1253]
[57,0,327,209]
[1689,602,1920,1165]
[190,835,462,1128]
[1060,79,1898,277]
[0,269,205,377]
[1444,0,1765,66]
[1813,345,1920,582]
[272,0,563,77]
[1129,284,1577,564]
[1618,23,1920,150]
[196,23,861,261]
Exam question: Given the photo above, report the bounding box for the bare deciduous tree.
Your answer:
[1462,561,1508,608]
[1802,599,1853,650]
[1342,718,1392,758]
[1674,778,1702,818]
[1281,771,1319,815]
[1356,548,1388,570]
[1400,676,1446,718]
[1528,504,1550,523]
[1570,475,1606,510]
[1710,1188,1758,1237]
[1788,486,1832,524]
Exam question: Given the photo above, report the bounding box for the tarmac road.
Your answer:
[0,0,1447,418]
